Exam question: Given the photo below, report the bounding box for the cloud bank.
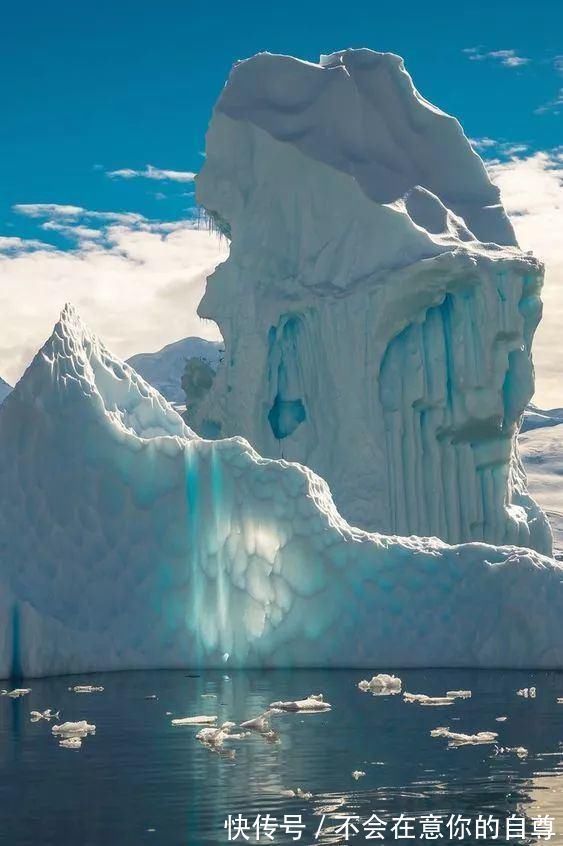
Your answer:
[0,208,226,386]
[487,148,563,406]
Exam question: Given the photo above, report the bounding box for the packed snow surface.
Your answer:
[2,306,563,675]
[192,48,550,554]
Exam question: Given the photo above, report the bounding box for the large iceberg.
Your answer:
[191,49,550,554]
[1,305,563,677]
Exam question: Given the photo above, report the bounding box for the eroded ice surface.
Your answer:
[1,307,563,676]
[191,49,550,554]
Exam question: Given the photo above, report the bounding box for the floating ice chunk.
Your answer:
[430,727,498,746]
[352,770,366,780]
[404,693,454,706]
[52,720,96,737]
[30,709,60,722]
[240,709,282,733]
[269,694,331,712]
[280,788,312,800]
[70,685,104,694]
[196,721,250,749]
[495,745,528,758]
[358,674,402,695]
[517,687,537,698]
[2,688,31,698]
[171,715,217,726]
[446,690,471,699]
[59,737,82,749]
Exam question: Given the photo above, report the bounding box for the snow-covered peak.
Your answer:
[206,48,517,252]
[12,304,193,442]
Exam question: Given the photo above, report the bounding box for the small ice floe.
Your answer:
[240,709,281,741]
[171,715,217,726]
[358,674,402,696]
[269,694,331,712]
[446,690,472,699]
[280,788,312,800]
[30,709,60,722]
[352,770,366,780]
[52,720,96,738]
[59,737,83,750]
[430,727,497,746]
[1,688,31,699]
[517,687,536,698]
[404,693,454,706]
[70,685,104,694]
[196,721,250,754]
[496,716,508,722]
[494,745,528,758]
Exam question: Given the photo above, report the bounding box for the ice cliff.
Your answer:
[191,49,550,554]
[1,306,563,677]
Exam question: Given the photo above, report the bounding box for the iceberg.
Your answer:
[191,49,550,554]
[2,305,563,676]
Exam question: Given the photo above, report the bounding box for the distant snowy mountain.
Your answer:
[126,337,222,405]
[521,403,563,433]
[0,377,12,405]
[520,405,563,555]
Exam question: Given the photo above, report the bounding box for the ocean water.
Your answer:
[1,668,563,845]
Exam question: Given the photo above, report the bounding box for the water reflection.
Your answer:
[1,668,563,844]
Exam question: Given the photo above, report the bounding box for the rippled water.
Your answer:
[2,669,563,844]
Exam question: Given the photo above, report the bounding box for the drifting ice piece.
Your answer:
[193,48,550,554]
[430,727,498,746]
[171,715,217,726]
[358,674,402,695]
[2,308,563,676]
[269,694,331,712]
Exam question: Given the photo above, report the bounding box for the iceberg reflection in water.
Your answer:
[2,668,563,844]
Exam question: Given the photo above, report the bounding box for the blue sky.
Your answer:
[0,0,562,400]
[1,0,561,231]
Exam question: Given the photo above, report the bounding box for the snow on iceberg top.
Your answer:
[211,48,517,250]
[10,304,195,443]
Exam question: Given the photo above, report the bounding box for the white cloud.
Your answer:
[107,165,196,183]
[487,150,563,406]
[0,236,53,252]
[535,88,563,115]
[463,47,530,67]
[0,210,227,386]
[14,203,145,225]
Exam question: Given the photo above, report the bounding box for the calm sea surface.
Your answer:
[2,668,563,845]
